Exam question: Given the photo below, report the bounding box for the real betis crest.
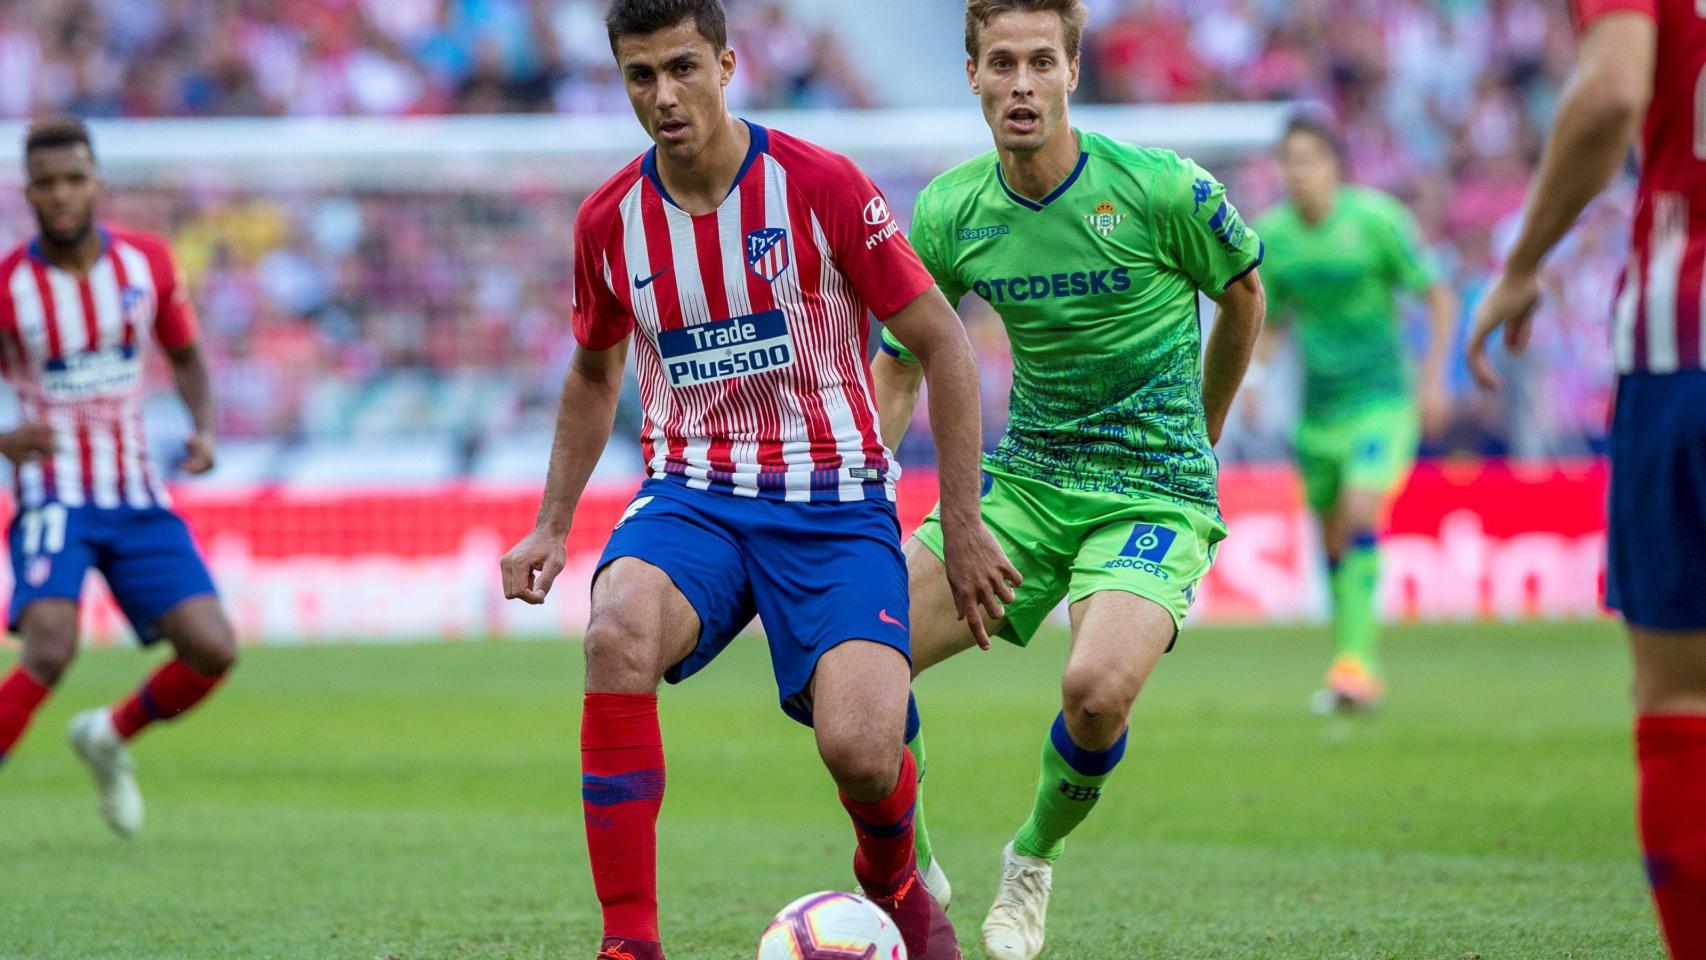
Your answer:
[1085,200,1125,238]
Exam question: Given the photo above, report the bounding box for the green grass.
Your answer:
[0,621,1661,960]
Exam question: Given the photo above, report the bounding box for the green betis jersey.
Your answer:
[884,130,1262,513]
[1253,186,1439,422]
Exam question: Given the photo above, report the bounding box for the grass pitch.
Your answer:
[1,621,1661,959]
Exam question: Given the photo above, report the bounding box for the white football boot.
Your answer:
[857,854,953,911]
[68,709,143,838]
[981,842,1052,960]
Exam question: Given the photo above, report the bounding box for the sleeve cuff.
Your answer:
[1221,240,1265,292]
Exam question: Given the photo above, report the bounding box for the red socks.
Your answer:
[0,666,51,762]
[841,749,919,896]
[110,659,226,741]
[1639,715,1706,959]
[582,693,666,945]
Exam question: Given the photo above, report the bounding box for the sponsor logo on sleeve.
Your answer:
[863,196,891,226]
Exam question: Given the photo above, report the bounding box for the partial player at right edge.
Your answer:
[1467,2,1705,956]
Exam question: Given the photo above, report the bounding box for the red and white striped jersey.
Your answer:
[572,122,935,502]
[1574,0,1706,374]
[0,224,199,510]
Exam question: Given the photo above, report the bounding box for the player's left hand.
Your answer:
[181,431,216,474]
[940,517,1022,651]
[1467,269,1542,392]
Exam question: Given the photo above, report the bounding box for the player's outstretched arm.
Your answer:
[166,342,217,474]
[871,341,924,453]
[883,288,1020,650]
[500,340,629,605]
[1468,12,1654,390]
[1202,269,1267,446]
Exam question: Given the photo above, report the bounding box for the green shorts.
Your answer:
[912,463,1226,646]
[1295,400,1420,515]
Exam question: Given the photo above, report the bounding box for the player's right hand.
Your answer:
[500,526,568,605]
[940,518,1022,651]
[1467,269,1543,392]
[0,422,55,466]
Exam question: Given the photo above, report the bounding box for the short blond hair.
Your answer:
[965,0,1089,61]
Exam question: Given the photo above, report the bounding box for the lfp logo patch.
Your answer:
[1102,523,1178,578]
[746,228,790,283]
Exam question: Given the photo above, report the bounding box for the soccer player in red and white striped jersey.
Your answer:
[0,118,238,839]
[1469,3,1706,954]
[499,3,1019,958]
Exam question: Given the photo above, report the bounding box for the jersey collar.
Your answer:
[27,224,112,271]
[642,119,769,211]
[996,148,1089,212]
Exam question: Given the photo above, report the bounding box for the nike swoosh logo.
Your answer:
[878,609,905,629]
[634,269,668,290]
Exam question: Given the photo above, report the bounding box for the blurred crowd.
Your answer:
[0,0,869,118]
[1076,0,1620,458]
[0,0,1629,471]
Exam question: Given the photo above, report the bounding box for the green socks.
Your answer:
[1328,532,1382,673]
[1012,712,1128,863]
[905,697,935,870]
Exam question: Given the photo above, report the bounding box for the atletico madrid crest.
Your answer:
[1085,200,1126,238]
[746,227,790,283]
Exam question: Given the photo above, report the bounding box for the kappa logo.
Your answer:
[746,227,791,283]
[1192,177,1214,213]
[863,196,891,226]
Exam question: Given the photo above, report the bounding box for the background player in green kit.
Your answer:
[1252,117,1458,712]
[870,2,1266,957]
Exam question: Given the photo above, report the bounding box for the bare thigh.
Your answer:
[905,538,1008,677]
[1631,626,1706,715]
[16,599,79,686]
[585,558,703,694]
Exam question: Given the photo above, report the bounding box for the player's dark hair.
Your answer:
[24,116,94,162]
[965,0,1089,62]
[605,0,727,57]
[1280,114,1347,165]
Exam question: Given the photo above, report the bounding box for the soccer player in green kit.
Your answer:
[1251,117,1458,712]
[870,2,1266,957]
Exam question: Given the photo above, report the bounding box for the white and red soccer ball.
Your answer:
[756,891,906,960]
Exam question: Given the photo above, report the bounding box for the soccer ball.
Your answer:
[756,891,907,960]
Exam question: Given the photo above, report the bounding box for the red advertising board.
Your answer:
[3,460,1612,645]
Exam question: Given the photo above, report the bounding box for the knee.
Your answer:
[20,627,78,687]
[819,732,900,801]
[181,623,239,676]
[584,608,666,692]
[1061,667,1138,731]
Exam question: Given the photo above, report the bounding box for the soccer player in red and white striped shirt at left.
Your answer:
[0,118,238,838]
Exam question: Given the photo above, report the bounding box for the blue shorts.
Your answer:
[1607,370,1706,630]
[596,478,911,725]
[8,503,219,644]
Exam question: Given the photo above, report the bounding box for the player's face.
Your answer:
[1277,132,1340,207]
[968,11,1079,155]
[24,145,100,247]
[615,18,737,164]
